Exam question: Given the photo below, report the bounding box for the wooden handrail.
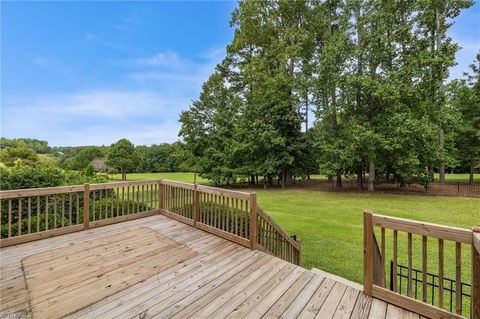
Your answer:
[365,211,479,319]
[256,207,300,250]
[372,214,472,244]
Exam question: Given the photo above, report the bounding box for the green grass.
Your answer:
[433,173,479,183]
[109,172,479,291]
[111,172,208,184]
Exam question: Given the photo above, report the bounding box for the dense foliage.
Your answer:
[179,0,477,188]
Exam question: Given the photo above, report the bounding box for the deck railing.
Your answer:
[0,180,301,265]
[364,211,480,318]
[159,180,301,264]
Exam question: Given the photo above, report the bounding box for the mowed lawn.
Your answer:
[109,172,479,286]
[250,189,479,285]
[111,172,208,184]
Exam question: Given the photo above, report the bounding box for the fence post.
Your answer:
[472,227,480,319]
[83,184,90,230]
[364,210,374,296]
[250,193,257,250]
[158,179,163,210]
[193,184,199,227]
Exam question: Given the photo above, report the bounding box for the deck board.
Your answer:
[1,214,423,319]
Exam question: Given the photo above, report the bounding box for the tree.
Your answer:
[451,52,480,184]
[106,139,138,180]
[0,147,38,167]
[66,146,104,171]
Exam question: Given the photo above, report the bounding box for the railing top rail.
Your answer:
[370,212,473,244]
[0,180,162,199]
[0,185,85,199]
[196,184,252,200]
[89,180,159,190]
[160,179,196,190]
[257,207,300,249]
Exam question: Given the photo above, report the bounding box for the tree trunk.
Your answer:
[368,160,375,192]
[356,167,363,190]
[285,169,293,186]
[122,168,126,181]
[336,172,342,188]
[470,157,475,185]
[439,129,446,184]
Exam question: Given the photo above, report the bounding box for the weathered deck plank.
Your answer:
[0,214,422,319]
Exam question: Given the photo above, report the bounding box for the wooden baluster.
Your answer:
[18,198,22,236]
[68,194,72,226]
[250,193,257,249]
[45,196,49,230]
[381,227,385,287]
[105,189,109,218]
[53,195,57,229]
[99,189,102,220]
[110,188,114,218]
[27,197,31,234]
[422,236,428,302]
[37,196,41,231]
[136,185,140,213]
[455,242,462,315]
[439,239,444,309]
[234,198,238,236]
[142,185,145,212]
[122,187,125,215]
[8,199,12,237]
[76,193,80,224]
[92,191,96,221]
[61,194,65,227]
[407,233,413,297]
[393,230,398,292]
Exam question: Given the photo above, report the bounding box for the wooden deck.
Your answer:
[1,214,423,319]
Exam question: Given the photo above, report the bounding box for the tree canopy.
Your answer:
[179,0,475,189]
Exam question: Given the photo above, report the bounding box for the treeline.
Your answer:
[180,0,480,188]
[0,137,194,183]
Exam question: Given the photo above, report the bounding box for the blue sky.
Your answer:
[1,1,479,147]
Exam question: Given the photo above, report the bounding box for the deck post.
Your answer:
[250,193,257,250]
[158,179,163,210]
[364,210,374,296]
[193,184,199,227]
[472,227,480,319]
[296,239,302,265]
[83,184,90,230]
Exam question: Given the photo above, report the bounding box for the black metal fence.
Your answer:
[390,261,471,313]
[306,179,479,197]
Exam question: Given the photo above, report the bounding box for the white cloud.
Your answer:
[134,51,183,67]
[1,90,188,146]
[3,48,227,146]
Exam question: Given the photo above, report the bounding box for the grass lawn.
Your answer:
[111,172,208,184]
[109,172,479,292]
[433,173,479,183]
[250,189,479,286]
